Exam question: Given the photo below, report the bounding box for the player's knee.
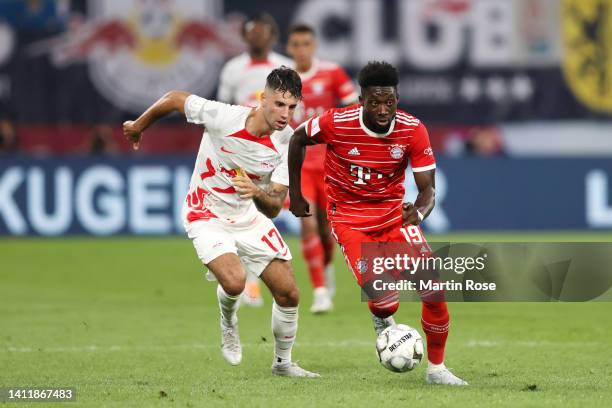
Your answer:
[274,286,300,307]
[368,298,399,319]
[222,277,246,297]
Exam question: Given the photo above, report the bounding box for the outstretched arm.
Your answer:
[123,90,190,150]
[403,170,435,226]
[288,125,316,217]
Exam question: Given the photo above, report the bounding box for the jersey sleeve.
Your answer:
[333,67,358,106]
[184,94,229,129]
[409,122,436,172]
[304,109,335,144]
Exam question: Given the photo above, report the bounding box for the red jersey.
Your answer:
[292,60,358,171]
[304,105,436,232]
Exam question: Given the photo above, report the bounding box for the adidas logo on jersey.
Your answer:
[348,147,360,156]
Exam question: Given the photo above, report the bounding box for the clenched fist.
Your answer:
[123,121,143,150]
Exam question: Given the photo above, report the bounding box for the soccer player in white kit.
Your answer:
[123,67,319,378]
[217,13,293,107]
[217,13,293,306]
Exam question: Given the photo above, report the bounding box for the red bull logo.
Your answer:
[40,0,243,113]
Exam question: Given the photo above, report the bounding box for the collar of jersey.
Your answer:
[358,106,396,137]
[296,59,319,82]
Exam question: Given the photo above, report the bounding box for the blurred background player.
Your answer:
[286,24,358,314]
[217,13,292,306]
[217,13,292,107]
[123,68,319,378]
[288,61,467,385]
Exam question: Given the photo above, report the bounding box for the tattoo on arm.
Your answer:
[253,183,288,219]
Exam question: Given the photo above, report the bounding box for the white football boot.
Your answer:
[272,362,321,378]
[310,287,333,314]
[426,365,468,385]
[372,314,396,336]
[220,321,242,366]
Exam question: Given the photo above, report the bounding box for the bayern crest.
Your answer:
[356,258,369,275]
[389,145,405,159]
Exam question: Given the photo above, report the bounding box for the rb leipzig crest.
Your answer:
[44,0,242,113]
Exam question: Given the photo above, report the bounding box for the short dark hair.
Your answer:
[266,66,303,99]
[242,13,279,39]
[358,61,399,89]
[288,23,315,37]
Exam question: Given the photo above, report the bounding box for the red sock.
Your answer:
[302,234,325,288]
[421,301,449,365]
[368,291,399,318]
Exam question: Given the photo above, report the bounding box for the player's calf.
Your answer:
[206,254,246,365]
[367,291,400,318]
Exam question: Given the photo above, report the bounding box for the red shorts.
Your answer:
[330,220,431,286]
[301,166,327,210]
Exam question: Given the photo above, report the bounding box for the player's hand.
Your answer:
[402,202,422,226]
[123,120,143,150]
[289,195,312,217]
[232,174,260,199]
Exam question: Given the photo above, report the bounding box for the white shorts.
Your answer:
[186,213,292,278]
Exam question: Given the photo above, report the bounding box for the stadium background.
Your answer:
[1,1,611,407]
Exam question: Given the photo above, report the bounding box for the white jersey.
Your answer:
[182,94,291,227]
[217,52,293,107]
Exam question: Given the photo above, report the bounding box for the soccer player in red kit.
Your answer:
[286,24,358,314]
[288,61,467,385]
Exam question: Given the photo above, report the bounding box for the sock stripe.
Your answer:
[421,318,450,333]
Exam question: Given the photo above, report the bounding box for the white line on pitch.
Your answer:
[1,339,598,354]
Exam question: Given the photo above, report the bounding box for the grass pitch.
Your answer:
[1,233,611,407]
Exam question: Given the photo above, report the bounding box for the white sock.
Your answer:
[271,302,298,366]
[217,285,240,328]
[427,361,446,373]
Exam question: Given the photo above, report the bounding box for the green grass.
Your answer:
[1,234,612,407]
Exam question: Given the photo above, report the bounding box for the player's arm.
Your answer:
[123,90,190,150]
[403,170,435,226]
[403,121,436,225]
[231,177,288,218]
[287,125,317,217]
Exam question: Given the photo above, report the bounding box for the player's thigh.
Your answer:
[234,214,292,279]
[384,223,441,298]
[207,253,246,296]
[260,259,299,307]
[331,223,372,285]
[187,220,245,295]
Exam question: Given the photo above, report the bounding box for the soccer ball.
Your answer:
[375,324,424,373]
